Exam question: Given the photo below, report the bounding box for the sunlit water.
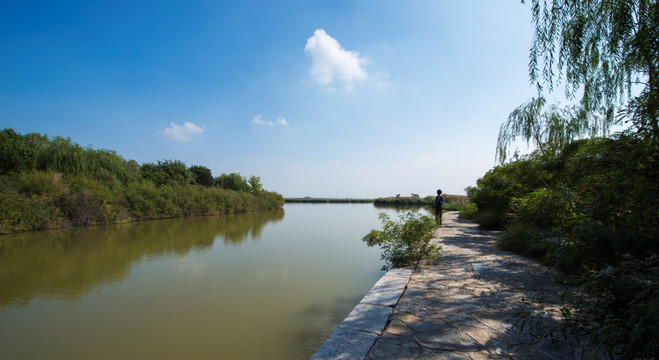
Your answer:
[0,203,430,360]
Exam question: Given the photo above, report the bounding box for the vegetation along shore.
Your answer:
[0,128,284,235]
[284,197,373,204]
[458,1,658,357]
[285,195,468,212]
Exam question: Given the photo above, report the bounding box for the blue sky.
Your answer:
[1,1,540,198]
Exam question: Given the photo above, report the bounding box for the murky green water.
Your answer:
[0,203,427,360]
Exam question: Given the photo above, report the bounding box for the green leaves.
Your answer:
[475,132,658,358]
[512,0,658,159]
[363,212,441,271]
[497,97,611,163]
[0,128,285,233]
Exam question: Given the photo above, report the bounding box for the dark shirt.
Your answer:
[435,195,444,209]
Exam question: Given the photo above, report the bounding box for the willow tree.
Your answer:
[497,97,599,162]
[498,0,658,162]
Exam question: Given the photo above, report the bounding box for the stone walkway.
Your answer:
[312,212,602,360]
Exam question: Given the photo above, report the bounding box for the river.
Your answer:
[0,203,430,359]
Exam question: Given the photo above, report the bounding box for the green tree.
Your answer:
[499,0,659,162]
[37,136,87,175]
[214,172,251,192]
[189,165,213,187]
[496,97,605,162]
[248,175,263,193]
[0,129,47,174]
[530,0,657,127]
[140,160,191,186]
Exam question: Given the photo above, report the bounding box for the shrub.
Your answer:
[363,212,441,270]
[458,202,478,219]
[124,181,161,219]
[0,129,46,174]
[563,256,659,359]
[16,171,66,197]
[468,134,658,358]
[472,210,504,230]
[58,189,106,226]
[214,172,251,192]
[140,160,192,187]
[468,158,553,229]
[0,190,61,233]
[189,165,213,187]
[496,223,559,259]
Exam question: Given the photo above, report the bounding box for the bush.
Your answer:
[0,190,61,233]
[467,134,658,358]
[140,160,192,187]
[190,165,213,187]
[471,210,504,230]
[467,158,554,229]
[0,129,46,174]
[564,256,659,359]
[213,172,252,192]
[467,135,658,270]
[363,212,441,270]
[496,223,559,259]
[458,202,478,219]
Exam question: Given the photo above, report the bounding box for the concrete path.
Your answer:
[312,212,603,360]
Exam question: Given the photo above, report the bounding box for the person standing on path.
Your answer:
[434,189,444,225]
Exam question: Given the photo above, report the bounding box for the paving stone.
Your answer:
[440,313,487,330]
[360,275,409,306]
[414,328,484,352]
[384,316,413,335]
[310,328,379,360]
[418,349,472,359]
[341,303,393,334]
[386,266,414,278]
[312,212,607,360]
[470,312,516,334]
[404,315,452,333]
[367,334,421,360]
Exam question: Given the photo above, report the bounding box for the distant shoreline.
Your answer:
[285,198,374,203]
[285,194,468,210]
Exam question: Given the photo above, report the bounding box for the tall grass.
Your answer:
[0,129,285,234]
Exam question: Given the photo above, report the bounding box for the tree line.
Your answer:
[374,194,468,211]
[0,128,284,234]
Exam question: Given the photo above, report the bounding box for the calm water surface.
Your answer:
[0,203,429,360]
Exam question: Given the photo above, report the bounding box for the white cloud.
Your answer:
[304,29,368,86]
[160,121,203,141]
[252,114,271,126]
[253,114,289,127]
[277,117,289,126]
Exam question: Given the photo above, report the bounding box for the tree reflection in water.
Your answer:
[0,209,284,306]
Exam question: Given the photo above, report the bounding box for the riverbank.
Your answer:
[0,176,284,235]
[312,212,605,359]
[0,129,284,235]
